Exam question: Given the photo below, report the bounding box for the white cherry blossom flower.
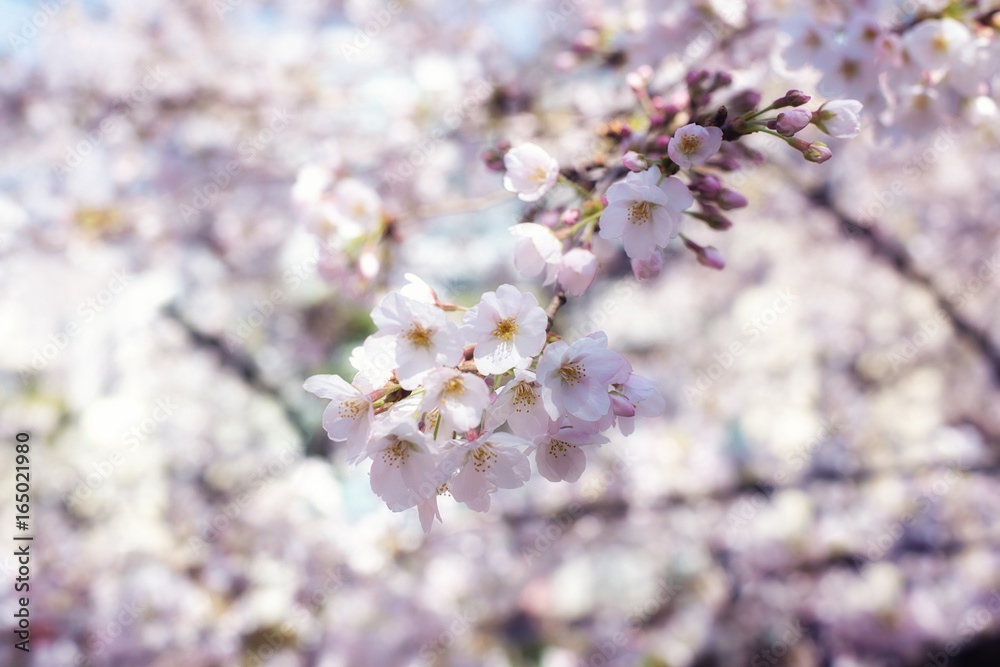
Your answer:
[348,334,397,393]
[485,370,557,440]
[444,431,532,511]
[367,418,442,533]
[510,223,562,285]
[536,332,629,422]
[558,248,598,297]
[502,142,559,202]
[903,18,973,72]
[370,292,464,389]
[667,123,724,169]
[532,425,608,482]
[598,167,693,261]
[462,284,548,375]
[419,368,491,434]
[813,99,863,139]
[303,374,373,461]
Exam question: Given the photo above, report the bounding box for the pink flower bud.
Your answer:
[622,151,648,172]
[773,109,812,136]
[610,392,636,417]
[718,189,748,210]
[696,246,725,270]
[775,89,811,107]
[691,175,722,200]
[561,208,581,226]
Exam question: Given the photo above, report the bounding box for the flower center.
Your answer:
[838,59,860,81]
[442,376,466,397]
[493,317,519,341]
[548,439,574,457]
[404,323,434,348]
[382,441,409,468]
[471,444,498,472]
[338,397,367,419]
[932,33,949,54]
[558,362,585,386]
[680,134,703,154]
[512,382,535,411]
[627,201,653,226]
[531,167,549,182]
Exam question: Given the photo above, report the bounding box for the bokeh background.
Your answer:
[2,0,1000,665]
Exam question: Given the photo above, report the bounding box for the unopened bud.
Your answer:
[774,89,811,108]
[727,90,762,114]
[700,203,732,229]
[802,141,832,163]
[771,109,812,136]
[690,175,722,200]
[622,151,648,172]
[697,246,726,270]
[718,189,748,210]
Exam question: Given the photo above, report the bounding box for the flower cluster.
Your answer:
[306,279,662,531]
[492,71,863,283]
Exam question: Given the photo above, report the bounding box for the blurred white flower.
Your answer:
[503,142,559,202]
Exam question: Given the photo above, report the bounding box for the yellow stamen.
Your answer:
[493,317,519,341]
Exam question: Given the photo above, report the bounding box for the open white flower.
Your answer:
[532,425,609,482]
[462,284,548,375]
[419,368,491,435]
[598,167,693,261]
[444,431,532,511]
[813,99,863,139]
[303,374,373,461]
[668,124,724,169]
[558,248,598,297]
[485,369,557,440]
[903,18,973,72]
[367,418,442,533]
[503,143,559,202]
[536,332,629,422]
[510,223,562,285]
[370,292,464,390]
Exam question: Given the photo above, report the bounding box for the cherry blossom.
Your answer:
[485,369,556,440]
[461,284,548,375]
[369,292,464,389]
[557,248,598,297]
[510,223,562,285]
[813,99,864,139]
[502,142,559,202]
[598,167,693,261]
[367,418,442,532]
[667,123,724,169]
[532,424,608,482]
[443,431,532,511]
[419,368,491,435]
[536,332,629,422]
[303,374,374,461]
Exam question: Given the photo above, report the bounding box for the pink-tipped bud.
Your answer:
[482,148,505,172]
[622,151,648,172]
[772,109,812,136]
[610,392,636,417]
[682,236,726,270]
[691,175,722,200]
[718,189,748,210]
[700,203,732,230]
[803,141,832,163]
[697,246,726,270]
[561,208,580,226]
[775,89,811,108]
